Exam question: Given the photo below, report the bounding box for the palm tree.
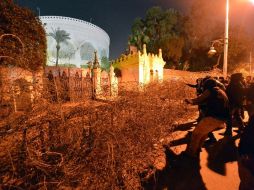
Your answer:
[48,28,71,67]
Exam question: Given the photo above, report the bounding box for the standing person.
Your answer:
[185,78,205,97]
[238,116,254,190]
[224,73,246,136]
[183,79,230,158]
[186,77,218,143]
[238,82,254,190]
[185,77,205,121]
[245,76,252,87]
[246,83,254,119]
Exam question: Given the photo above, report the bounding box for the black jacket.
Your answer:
[226,82,245,107]
[190,87,229,120]
[239,116,254,157]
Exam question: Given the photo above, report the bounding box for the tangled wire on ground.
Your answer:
[0,80,196,189]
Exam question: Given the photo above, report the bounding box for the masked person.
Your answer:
[184,79,230,158]
[224,73,246,136]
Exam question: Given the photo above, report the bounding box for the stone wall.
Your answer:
[44,66,92,102]
[0,66,43,112]
[45,65,118,101]
[0,64,118,116]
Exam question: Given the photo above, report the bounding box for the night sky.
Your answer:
[17,0,254,60]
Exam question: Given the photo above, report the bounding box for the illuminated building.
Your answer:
[40,16,110,68]
[112,44,166,85]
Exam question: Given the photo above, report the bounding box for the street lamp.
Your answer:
[208,1,229,77]
[208,46,217,56]
[208,39,224,69]
[208,39,224,56]
[249,51,252,75]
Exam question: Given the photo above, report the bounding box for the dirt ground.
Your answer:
[144,116,241,190]
[171,122,240,190]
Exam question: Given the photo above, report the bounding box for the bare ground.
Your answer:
[143,116,241,190]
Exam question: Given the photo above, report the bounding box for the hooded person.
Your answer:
[225,73,246,136]
[184,79,230,158]
[237,83,254,190]
[186,77,209,122]
[227,73,245,107]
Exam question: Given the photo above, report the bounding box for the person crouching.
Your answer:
[184,79,230,158]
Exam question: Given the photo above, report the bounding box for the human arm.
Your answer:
[216,81,226,91]
[185,83,198,88]
[185,89,210,105]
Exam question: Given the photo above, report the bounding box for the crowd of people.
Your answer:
[184,73,254,190]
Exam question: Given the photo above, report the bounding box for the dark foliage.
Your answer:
[0,0,46,71]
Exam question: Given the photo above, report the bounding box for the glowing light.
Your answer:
[250,0,254,5]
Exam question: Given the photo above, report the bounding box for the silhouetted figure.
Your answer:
[246,83,254,119]
[186,77,226,143]
[238,116,254,190]
[225,73,246,136]
[184,79,229,158]
[245,76,252,87]
[239,82,254,190]
[186,78,203,95]
[186,78,205,121]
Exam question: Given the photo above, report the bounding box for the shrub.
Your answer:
[0,0,46,71]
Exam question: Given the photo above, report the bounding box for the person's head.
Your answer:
[219,76,225,83]
[203,78,217,91]
[202,76,211,83]
[246,76,252,83]
[230,73,244,84]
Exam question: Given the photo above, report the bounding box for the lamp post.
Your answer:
[223,0,229,78]
[211,1,254,76]
[208,0,229,77]
[250,51,252,75]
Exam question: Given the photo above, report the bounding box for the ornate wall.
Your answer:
[112,44,166,85]
[40,16,110,68]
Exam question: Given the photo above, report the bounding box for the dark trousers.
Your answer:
[226,106,245,133]
[238,156,254,190]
